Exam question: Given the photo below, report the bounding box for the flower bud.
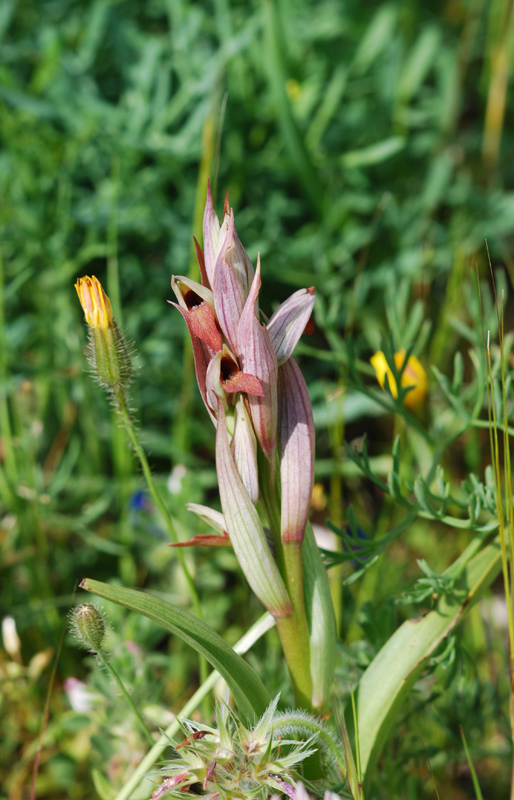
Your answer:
[75,276,132,394]
[70,603,106,653]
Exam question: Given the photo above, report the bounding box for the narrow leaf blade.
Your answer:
[357,539,501,783]
[80,578,270,723]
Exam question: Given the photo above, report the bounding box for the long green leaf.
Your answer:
[80,578,270,722]
[357,538,501,783]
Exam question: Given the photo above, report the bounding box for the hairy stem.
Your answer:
[114,391,208,689]
[97,650,154,746]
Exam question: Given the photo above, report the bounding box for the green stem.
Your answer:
[275,612,313,711]
[97,650,154,746]
[282,542,306,623]
[258,453,313,709]
[114,392,208,689]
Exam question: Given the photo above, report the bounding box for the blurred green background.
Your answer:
[2,0,514,797]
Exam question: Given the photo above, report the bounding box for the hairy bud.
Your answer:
[70,603,106,653]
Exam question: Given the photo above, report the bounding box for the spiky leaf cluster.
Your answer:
[150,698,319,800]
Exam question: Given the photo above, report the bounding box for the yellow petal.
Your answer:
[74,275,113,329]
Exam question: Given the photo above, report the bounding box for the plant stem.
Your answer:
[275,612,313,711]
[0,249,18,501]
[258,453,314,710]
[282,541,305,619]
[97,650,154,746]
[114,391,208,689]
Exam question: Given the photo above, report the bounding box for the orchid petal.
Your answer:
[267,287,315,366]
[278,357,314,543]
[206,348,264,414]
[216,403,292,618]
[170,303,216,425]
[206,351,229,413]
[227,225,255,296]
[212,215,247,354]
[171,276,222,352]
[193,236,210,289]
[231,396,259,503]
[185,502,227,534]
[171,275,215,310]
[170,533,231,548]
[238,256,278,457]
[203,180,231,287]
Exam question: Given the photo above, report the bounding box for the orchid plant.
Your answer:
[169,184,335,714]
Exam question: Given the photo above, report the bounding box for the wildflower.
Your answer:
[171,183,336,712]
[370,349,427,410]
[151,698,318,800]
[75,275,113,329]
[64,677,101,713]
[171,185,316,549]
[75,275,132,394]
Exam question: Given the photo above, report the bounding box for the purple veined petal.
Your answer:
[212,215,247,355]
[267,287,315,366]
[203,181,232,287]
[216,402,292,618]
[277,357,314,543]
[231,396,259,503]
[202,180,221,287]
[227,225,255,297]
[238,256,278,457]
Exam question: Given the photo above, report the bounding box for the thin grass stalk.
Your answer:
[350,685,363,797]
[460,726,484,800]
[482,0,514,171]
[0,249,19,500]
[114,392,203,621]
[485,326,514,800]
[172,101,217,456]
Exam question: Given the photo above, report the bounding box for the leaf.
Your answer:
[341,137,406,168]
[356,538,501,784]
[92,769,116,800]
[80,578,270,723]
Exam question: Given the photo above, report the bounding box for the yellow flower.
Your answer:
[75,275,113,329]
[370,349,428,410]
[74,275,131,392]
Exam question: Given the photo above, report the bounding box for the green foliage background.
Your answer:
[2,0,514,797]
